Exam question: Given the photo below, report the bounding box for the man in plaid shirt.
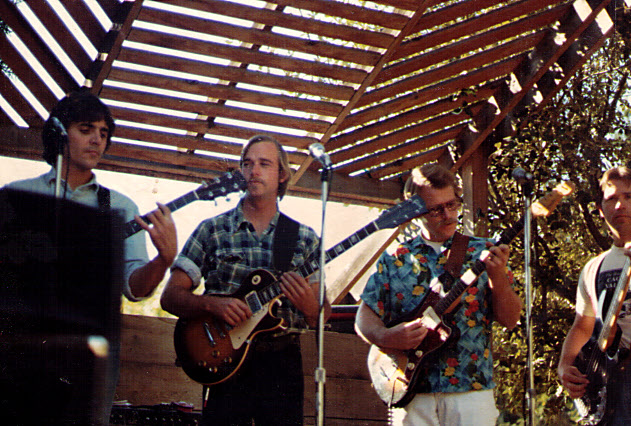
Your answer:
[161,134,330,425]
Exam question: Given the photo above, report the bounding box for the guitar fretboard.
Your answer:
[122,171,246,239]
[433,217,524,316]
[248,194,427,308]
[252,222,381,307]
[124,190,201,238]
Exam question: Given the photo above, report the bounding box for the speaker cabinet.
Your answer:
[0,188,124,425]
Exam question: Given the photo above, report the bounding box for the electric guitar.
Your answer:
[173,194,429,385]
[573,251,631,425]
[122,171,246,238]
[367,181,575,408]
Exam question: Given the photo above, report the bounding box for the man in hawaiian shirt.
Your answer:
[355,163,522,426]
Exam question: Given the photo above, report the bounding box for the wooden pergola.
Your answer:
[1,0,625,209]
[2,0,626,303]
[1,1,629,423]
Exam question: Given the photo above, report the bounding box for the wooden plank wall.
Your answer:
[116,314,388,425]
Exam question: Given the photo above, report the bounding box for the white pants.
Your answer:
[389,389,499,426]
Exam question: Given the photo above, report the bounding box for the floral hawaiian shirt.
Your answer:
[360,233,514,393]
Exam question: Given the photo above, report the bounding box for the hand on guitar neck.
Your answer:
[279,271,326,328]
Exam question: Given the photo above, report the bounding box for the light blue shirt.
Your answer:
[4,168,149,301]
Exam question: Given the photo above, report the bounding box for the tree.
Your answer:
[489,8,631,423]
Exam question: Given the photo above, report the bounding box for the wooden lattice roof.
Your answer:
[0,0,626,206]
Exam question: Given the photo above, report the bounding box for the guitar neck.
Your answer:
[123,189,201,238]
[433,216,525,316]
[254,221,383,306]
[300,222,380,278]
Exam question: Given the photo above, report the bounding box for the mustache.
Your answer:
[439,218,458,227]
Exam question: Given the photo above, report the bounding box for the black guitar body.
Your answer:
[573,329,622,425]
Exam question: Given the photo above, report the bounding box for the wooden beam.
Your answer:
[291,1,435,185]
[106,67,343,118]
[100,86,332,135]
[115,48,356,101]
[163,0,396,49]
[89,0,145,92]
[139,6,381,66]
[126,28,368,85]
[0,0,76,93]
[452,0,617,172]
[331,114,470,169]
[27,2,93,73]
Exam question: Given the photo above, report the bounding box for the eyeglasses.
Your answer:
[423,198,463,217]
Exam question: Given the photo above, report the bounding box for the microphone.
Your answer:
[512,167,533,184]
[309,143,332,168]
[50,117,68,141]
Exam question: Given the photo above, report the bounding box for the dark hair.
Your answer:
[42,91,115,165]
[598,165,631,204]
[240,134,292,199]
[403,163,462,199]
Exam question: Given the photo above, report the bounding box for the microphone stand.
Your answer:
[315,164,331,426]
[53,125,68,246]
[519,178,536,426]
[54,131,66,199]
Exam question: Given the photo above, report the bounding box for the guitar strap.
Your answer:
[440,231,470,292]
[97,185,111,212]
[593,253,625,357]
[385,232,469,323]
[272,212,300,273]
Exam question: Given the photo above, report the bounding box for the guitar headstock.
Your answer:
[375,195,428,229]
[531,181,575,218]
[198,171,247,200]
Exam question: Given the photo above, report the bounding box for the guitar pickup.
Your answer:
[245,291,262,313]
[420,307,441,330]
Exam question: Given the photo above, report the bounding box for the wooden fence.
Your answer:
[116,314,388,425]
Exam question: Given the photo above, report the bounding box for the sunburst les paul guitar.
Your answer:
[573,247,631,425]
[122,171,246,238]
[367,181,575,408]
[173,194,429,385]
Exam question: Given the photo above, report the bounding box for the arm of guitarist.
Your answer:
[355,301,428,350]
[484,242,522,330]
[161,268,252,326]
[557,313,594,399]
[129,203,178,299]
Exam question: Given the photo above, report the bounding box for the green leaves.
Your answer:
[489,32,631,423]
